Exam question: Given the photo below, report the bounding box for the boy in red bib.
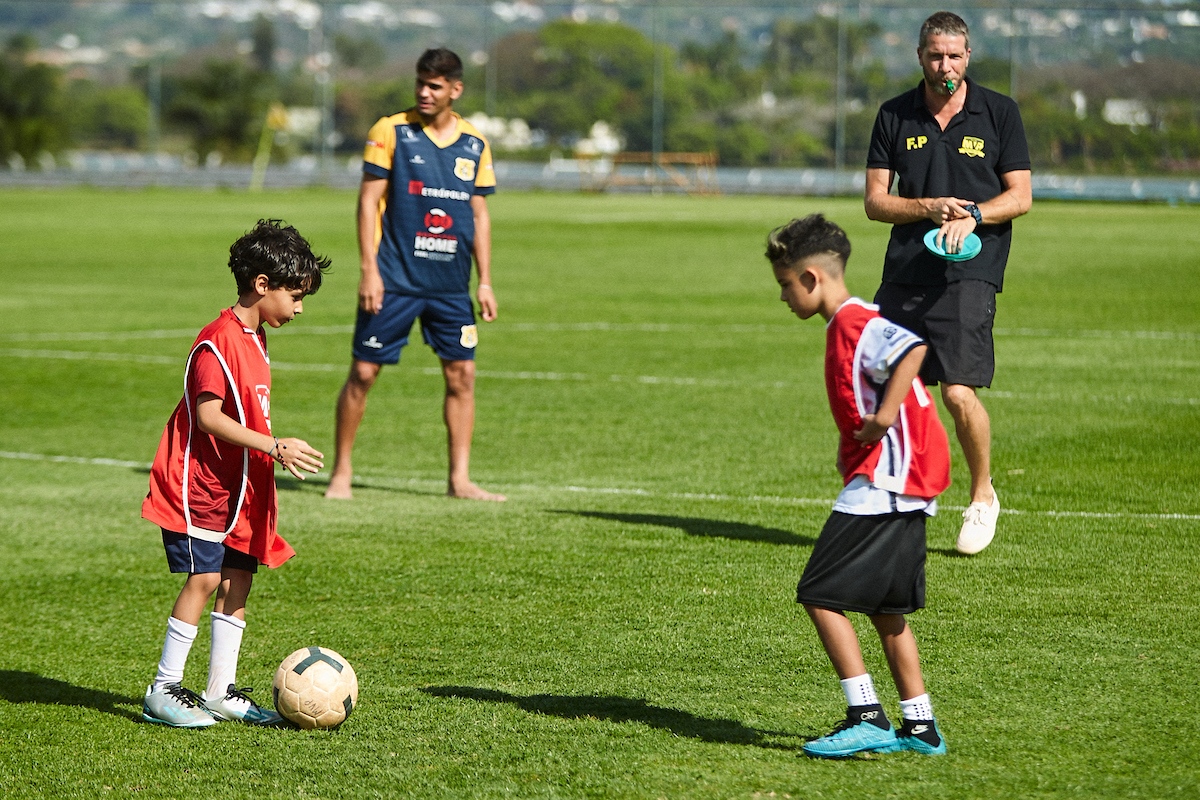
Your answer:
[141,219,329,727]
[766,214,951,757]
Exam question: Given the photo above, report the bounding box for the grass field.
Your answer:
[0,187,1198,799]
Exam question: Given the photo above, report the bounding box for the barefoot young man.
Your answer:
[325,47,505,502]
[864,11,1031,553]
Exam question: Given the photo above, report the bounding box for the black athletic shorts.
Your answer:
[796,511,927,616]
[874,279,997,388]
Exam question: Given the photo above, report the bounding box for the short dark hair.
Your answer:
[920,11,970,51]
[416,47,463,81]
[765,214,851,275]
[228,219,331,295]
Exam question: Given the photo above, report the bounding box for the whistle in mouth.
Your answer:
[945,78,956,93]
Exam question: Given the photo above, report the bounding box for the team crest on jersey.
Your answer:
[454,157,476,181]
[256,385,271,428]
[402,125,418,140]
[460,324,478,349]
[958,136,986,158]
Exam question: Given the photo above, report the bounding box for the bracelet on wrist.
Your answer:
[268,437,282,462]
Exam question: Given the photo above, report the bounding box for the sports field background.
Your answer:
[0,188,1197,798]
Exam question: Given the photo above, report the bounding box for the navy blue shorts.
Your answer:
[352,292,478,364]
[161,530,259,575]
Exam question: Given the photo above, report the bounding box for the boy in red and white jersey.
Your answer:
[766,214,951,758]
[141,219,329,727]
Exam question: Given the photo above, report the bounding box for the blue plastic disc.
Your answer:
[923,228,982,262]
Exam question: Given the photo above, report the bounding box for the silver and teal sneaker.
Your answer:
[142,683,218,728]
[802,705,899,758]
[202,684,284,725]
[892,718,947,755]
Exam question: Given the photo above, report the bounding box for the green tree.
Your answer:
[167,59,276,162]
[251,14,276,74]
[67,82,149,149]
[0,34,69,165]
[762,14,881,98]
[334,33,386,72]
[680,31,759,111]
[493,20,691,152]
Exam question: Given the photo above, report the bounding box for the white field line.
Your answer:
[1,449,1197,522]
[3,347,1196,404]
[2,324,1199,342]
[0,348,783,389]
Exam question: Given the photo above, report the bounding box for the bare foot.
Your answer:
[448,482,507,502]
[324,474,354,499]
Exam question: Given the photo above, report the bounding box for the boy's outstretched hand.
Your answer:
[273,438,324,479]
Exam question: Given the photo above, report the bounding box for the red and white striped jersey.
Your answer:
[825,299,951,506]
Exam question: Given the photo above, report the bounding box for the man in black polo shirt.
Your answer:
[865,11,1032,555]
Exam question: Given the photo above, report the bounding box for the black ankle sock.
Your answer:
[900,718,942,746]
[848,704,891,731]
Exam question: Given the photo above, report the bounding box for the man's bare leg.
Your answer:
[324,360,382,499]
[943,382,1001,553]
[940,383,993,504]
[442,358,505,501]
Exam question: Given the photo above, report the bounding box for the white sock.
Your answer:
[152,617,197,691]
[900,693,934,721]
[840,673,879,707]
[206,611,246,700]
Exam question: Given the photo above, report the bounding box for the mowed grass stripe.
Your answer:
[4,346,1198,405]
[4,323,1200,341]
[3,449,1198,522]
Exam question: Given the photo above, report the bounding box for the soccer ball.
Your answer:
[273,646,359,730]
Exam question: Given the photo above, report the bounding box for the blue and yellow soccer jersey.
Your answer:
[363,110,496,296]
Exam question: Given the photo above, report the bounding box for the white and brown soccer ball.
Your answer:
[273,646,359,729]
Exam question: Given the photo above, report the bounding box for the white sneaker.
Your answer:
[957,484,1000,555]
[201,684,284,725]
[142,683,218,728]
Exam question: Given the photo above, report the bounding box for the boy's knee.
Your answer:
[188,572,222,594]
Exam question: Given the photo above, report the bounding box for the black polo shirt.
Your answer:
[867,79,1030,290]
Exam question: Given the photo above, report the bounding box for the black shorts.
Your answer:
[874,280,996,388]
[796,511,926,616]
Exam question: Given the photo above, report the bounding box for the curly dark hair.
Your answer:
[228,219,331,295]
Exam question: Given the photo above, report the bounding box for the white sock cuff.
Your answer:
[211,611,246,629]
[900,693,934,721]
[167,616,198,640]
[840,673,879,707]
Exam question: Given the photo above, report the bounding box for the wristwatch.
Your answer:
[964,203,983,226]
